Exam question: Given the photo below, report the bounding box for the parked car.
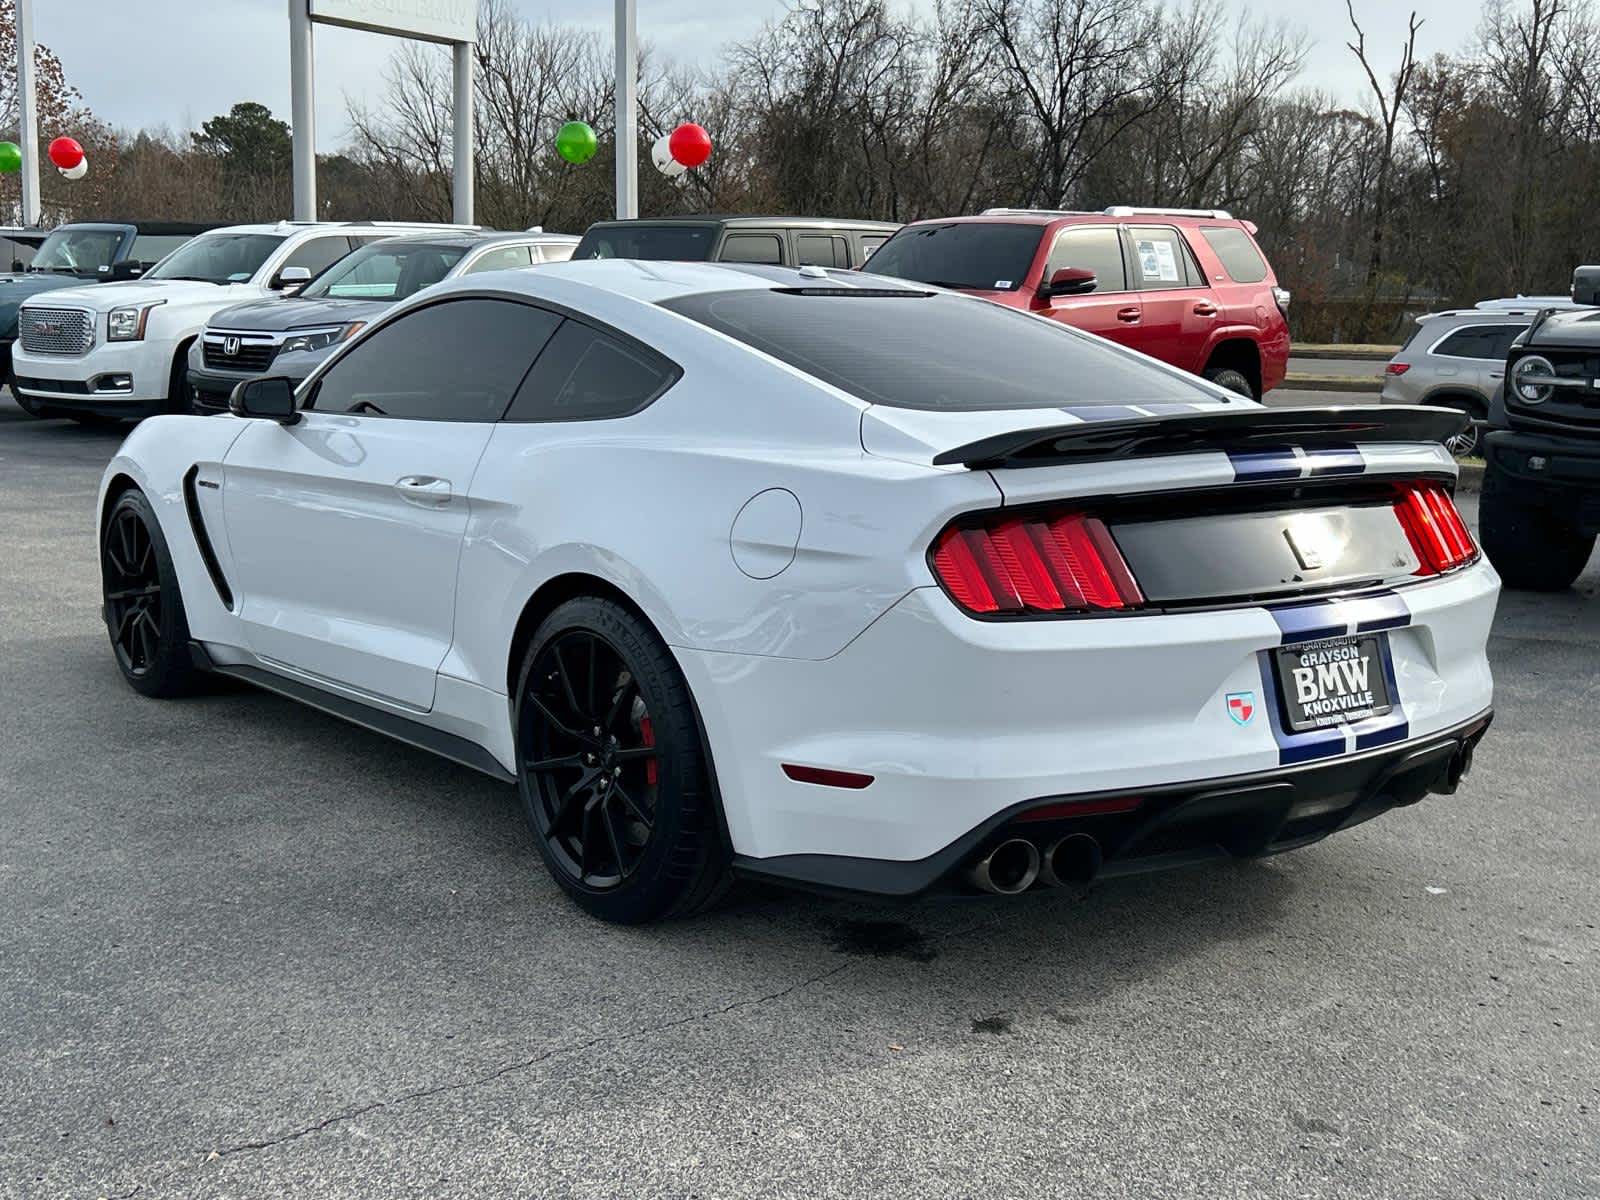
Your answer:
[97,260,1492,923]
[187,230,578,410]
[858,206,1291,398]
[1382,308,1549,457]
[2,221,214,397]
[1479,266,1600,591]
[11,220,477,424]
[0,225,50,272]
[572,215,900,269]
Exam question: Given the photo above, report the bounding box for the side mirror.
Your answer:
[1040,267,1097,298]
[110,261,144,281]
[270,265,313,292]
[229,376,300,425]
[1573,265,1600,307]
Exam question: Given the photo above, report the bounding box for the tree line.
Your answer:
[4,0,1598,341]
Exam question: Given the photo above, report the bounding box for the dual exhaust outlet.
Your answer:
[967,834,1102,895]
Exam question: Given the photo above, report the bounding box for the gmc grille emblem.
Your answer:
[222,336,241,356]
[31,320,61,336]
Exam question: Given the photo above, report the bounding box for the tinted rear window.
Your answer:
[574,224,717,261]
[1199,227,1269,284]
[861,222,1043,291]
[660,288,1211,411]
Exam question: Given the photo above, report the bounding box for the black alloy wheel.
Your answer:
[523,629,660,888]
[514,596,730,923]
[101,490,201,697]
[104,504,165,677]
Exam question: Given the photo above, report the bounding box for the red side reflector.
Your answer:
[1393,482,1477,575]
[931,510,1143,616]
[782,764,874,789]
[1386,362,1411,376]
[1014,796,1144,822]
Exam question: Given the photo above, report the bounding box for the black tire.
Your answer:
[513,596,731,923]
[1479,464,1595,592]
[12,391,42,417]
[166,343,194,414]
[101,489,204,698]
[1204,367,1255,399]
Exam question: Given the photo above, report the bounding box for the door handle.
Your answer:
[1193,301,1219,317]
[1117,306,1141,323]
[395,475,452,505]
[1488,372,1504,380]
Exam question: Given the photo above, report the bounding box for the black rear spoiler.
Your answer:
[929,405,1469,469]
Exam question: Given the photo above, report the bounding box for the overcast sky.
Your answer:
[33,0,1478,151]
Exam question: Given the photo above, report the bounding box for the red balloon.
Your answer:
[48,136,84,169]
[668,123,712,169]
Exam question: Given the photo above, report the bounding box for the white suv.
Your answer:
[11,220,476,423]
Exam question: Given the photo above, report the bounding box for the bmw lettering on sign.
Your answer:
[1274,637,1393,731]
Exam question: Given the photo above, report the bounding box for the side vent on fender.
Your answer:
[182,465,234,609]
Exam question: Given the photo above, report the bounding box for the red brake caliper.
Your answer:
[639,716,657,786]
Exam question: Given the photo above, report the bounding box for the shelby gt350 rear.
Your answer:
[97,261,1495,922]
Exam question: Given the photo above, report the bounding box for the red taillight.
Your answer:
[1386,362,1410,376]
[1393,482,1477,575]
[932,512,1143,615]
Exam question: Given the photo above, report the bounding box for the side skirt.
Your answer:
[190,643,517,785]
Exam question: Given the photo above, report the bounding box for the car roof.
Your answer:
[428,258,931,305]
[357,230,577,251]
[584,215,901,232]
[1416,308,1539,325]
[190,220,486,238]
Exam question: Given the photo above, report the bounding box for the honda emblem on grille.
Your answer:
[222,336,241,356]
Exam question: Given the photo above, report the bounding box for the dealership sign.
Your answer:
[308,0,477,44]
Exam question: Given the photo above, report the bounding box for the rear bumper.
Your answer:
[681,564,1498,865]
[734,710,1493,896]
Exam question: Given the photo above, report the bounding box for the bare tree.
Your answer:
[1346,0,1423,292]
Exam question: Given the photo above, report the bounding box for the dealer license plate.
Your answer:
[1272,635,1393,733]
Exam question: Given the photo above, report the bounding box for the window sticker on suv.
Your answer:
[1137,239,1180,283]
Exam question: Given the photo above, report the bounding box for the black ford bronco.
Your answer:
[1481,266,1600,591]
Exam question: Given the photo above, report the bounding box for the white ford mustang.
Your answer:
[97,260,1497,922]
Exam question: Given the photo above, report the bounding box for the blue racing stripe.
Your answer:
[1269,600,1348,645]
[1347,589,1411,634]
[1229,449,1302,481]
[1257,653,1345,765]
[1305,445,1366,476]
[1352,639,1408,749]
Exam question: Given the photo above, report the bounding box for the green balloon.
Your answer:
[0,142,21,173]
[556,120,597,165]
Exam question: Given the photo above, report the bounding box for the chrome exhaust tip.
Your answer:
[967,837,1041,895]
[1039,833,1103,888]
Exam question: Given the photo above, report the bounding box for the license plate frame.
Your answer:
[1272,634,1394,733]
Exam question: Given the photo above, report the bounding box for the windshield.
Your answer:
[861,222,1044,291]
[302,242,468,300]
[574,224,717,261]
[145,233,285,284]
[29,228,124,275]
[660,287,1212,410]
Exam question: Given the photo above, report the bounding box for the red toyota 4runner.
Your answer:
[860,207,1291,397]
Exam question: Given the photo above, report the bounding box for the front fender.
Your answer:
[99,415,251,643]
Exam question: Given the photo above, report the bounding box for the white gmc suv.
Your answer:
[11,220,476,422]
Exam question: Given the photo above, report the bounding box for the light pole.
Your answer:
[615,0,638,220]
[15,0,41,226]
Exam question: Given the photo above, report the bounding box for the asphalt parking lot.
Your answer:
[2,393,1596,1200]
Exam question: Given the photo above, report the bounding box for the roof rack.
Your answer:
[981,208,1101,217]
[1102,205,1233,220]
